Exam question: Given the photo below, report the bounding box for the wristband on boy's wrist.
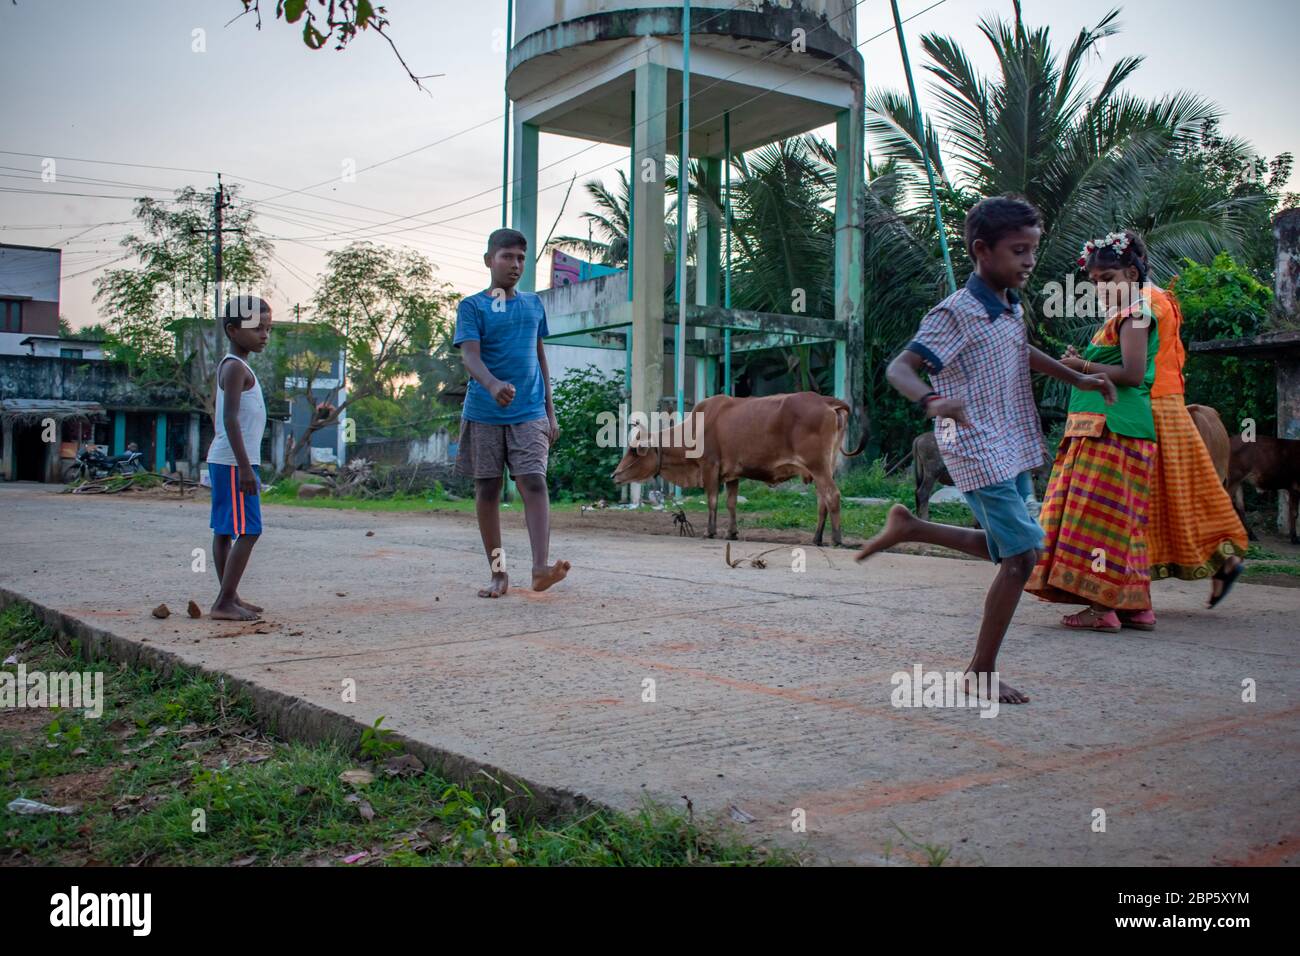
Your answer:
[916,391,940,413]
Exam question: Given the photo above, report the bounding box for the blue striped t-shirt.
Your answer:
[453,289,550,424]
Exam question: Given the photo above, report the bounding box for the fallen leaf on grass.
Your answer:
[338,769,375,788]
[394,831,433,854]
[231,856,257,867]
[381,754,425,778]
[343,850,369,864]
[242,754,271,765]
[106,719,137,740]
[344,794,376,821]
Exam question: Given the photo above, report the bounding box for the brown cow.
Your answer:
[911,429,1046,523]
[912,430,953,522]
[1186,403,1230,483]
[611,392,867,546]
[1227,435,1300,543]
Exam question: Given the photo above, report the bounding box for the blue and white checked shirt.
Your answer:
[905,273,1045,492]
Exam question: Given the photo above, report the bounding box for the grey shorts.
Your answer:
[455,417,550,480]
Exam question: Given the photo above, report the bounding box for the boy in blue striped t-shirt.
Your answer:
[453,228,569,598]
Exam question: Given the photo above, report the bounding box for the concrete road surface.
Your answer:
[1,482,1295,865]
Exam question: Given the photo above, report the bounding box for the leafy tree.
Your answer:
[234,0,439,90]
[285,241,458,472]
[1171,119,1295,284]
[1174,253,1276,436]
[550,170,632,267]
[860,158,953,459]
[549,365,626,500]
[864,3,1260,343]
[93,184,273,414]
[57,318,110,342]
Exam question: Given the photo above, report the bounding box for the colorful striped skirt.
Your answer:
[1147,395,1248,580]
[1025,417,1156,611]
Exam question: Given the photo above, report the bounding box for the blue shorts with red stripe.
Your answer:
[209,463,263,537]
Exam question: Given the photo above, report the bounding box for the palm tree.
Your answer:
[865,2,1261,333]
[864,1,1264,425]
[550,169,633,267]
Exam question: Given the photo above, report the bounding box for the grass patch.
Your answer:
[0,603,801,867]
[260,467,976,542]
[1243,562,1300,578]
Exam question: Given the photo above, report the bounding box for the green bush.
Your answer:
[838,457,911,499]
[1174,253,1276,436]
[549,364,626,500]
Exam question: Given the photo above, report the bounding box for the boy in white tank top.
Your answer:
[205,296,271,621]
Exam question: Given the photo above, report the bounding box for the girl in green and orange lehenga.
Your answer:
[1025,232,1159,632]
[1101,232,1247,617]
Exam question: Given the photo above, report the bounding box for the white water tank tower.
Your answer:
[505,1,864,428]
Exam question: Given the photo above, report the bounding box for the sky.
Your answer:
[1,0,1297,331]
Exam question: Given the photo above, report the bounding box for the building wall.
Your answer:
[0,245,61,351]
[25,338,106,360]
[0,354,189,408]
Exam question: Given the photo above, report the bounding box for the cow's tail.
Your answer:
[831,400,869,457]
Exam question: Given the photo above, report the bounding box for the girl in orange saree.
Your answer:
[1125,233,1247,612]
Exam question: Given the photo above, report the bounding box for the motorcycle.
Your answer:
[62,446,148,483]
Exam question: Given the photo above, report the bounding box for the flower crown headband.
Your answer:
[1078,231,1133,268]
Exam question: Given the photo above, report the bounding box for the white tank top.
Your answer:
[206,354,266,466]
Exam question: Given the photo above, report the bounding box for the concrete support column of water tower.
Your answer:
[510,119,539,293]
[630,60,667,422]
[695,155,722,401]
[834,100,866,446]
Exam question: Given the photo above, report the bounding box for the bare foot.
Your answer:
[965,669,1030,705]
[856,503,915,562]
[236,597,263,613]
[210,599,259,621]
[532,560,570,592]
[477,572,509,598]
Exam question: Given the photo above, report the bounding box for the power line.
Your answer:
[61,253,132,280]
[236,0,761,212]
[280,0,943,243]
[0,1,787,252]
[0,220,132,230]
[8,1,950,289]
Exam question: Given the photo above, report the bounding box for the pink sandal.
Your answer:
[1061,608,1121,633]
[1118,609,1156,631]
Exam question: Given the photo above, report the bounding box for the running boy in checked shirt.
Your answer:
[857,197,1116,704]
[454,228,569,598]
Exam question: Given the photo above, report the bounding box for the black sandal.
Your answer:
[1208,559,1244,609]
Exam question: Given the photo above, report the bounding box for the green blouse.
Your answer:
[1067,311,1159,440]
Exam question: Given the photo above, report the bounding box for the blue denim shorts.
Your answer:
[962,471,1043,562]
